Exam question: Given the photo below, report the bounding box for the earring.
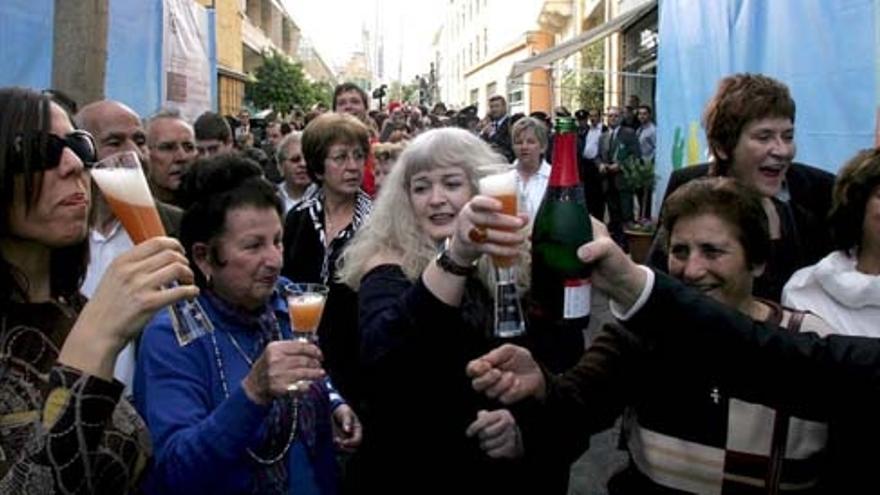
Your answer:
[205,273,213,288]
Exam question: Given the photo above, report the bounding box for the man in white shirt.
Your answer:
[75,100,183,395]
[577,108,607,219]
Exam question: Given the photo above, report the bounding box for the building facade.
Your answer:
[196,0,336,116]
[433,0,548,115]
[518,0,657,112]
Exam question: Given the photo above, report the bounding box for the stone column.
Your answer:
[52,0,108,106]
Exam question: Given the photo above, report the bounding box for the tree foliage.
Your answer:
[387,81,419,104]
[245,50,332,113]
[577,41,605,112]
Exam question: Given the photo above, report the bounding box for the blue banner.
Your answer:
[656,0,877,210]
[106,0,165,118]
[0,0,54,89]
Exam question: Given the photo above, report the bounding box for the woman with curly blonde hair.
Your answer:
[338,127,574,494]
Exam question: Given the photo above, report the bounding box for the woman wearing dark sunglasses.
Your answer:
[0,86,199,494]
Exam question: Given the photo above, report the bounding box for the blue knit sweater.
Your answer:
[134,279,339,494]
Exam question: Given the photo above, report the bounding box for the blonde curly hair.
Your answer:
[338,127,530,290]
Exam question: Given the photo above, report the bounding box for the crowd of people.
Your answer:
[0,71,878,495]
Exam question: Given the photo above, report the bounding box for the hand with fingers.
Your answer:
[242,340,326,405]
[449,195,528,267]
[577,216,647,311]
[332,404,363,452]
[466,344,546,404]
[466,409,524,459]
[60,237,201,379]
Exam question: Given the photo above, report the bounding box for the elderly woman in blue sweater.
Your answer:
[135,155,360,495]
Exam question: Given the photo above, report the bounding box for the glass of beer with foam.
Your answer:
[90,151,213,346]
[284,283,329,343]
[478,169,526,338]
[284,283,329,391]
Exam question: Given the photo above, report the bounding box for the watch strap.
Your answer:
[436,249,477,276]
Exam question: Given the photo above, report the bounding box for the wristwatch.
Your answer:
[436,240,478,277]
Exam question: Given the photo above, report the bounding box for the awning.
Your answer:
[509,0,657,79]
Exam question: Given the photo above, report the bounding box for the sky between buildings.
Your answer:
[286,0,543,83]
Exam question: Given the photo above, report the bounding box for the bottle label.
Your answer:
[563,278,591,319]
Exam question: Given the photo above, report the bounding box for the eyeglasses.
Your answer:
[9,130,96,172]
[326,150,366,166]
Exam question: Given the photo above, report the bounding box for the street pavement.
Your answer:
[566,290,630,495]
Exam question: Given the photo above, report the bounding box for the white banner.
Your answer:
[162,0,212,122]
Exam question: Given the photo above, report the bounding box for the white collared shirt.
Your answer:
[510,160,552,219]
[583,124,603,159]
[80,220,137,396]
[278,182,318,215]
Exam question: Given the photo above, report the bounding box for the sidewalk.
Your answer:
[567,290,629,495]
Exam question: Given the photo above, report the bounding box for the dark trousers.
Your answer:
[579,157,606,220]
[603,171,633,250]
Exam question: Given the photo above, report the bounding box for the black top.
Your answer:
[347,264,566,494]
[280,190,371,404]
[646,162,836,301]
[627,271,880,493]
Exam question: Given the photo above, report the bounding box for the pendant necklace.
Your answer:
[209,313,298,465]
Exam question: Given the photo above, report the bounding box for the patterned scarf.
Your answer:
[300,188,372,283]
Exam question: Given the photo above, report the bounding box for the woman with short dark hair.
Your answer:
[652,74,836,301]
[135,155,360,495]
[281,112,372,403]
[470,177,836,494]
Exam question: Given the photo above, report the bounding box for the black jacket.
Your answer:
[625,272,880,493]
[647,162,835,300]
[157,201,183,238]
[483,115,515,163]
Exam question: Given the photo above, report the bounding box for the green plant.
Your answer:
[245,50,330,113]
[576,41,604,111]
[621,156,657,232]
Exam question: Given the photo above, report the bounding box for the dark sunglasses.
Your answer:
[9,130,97,172]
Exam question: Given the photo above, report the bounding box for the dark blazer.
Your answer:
[281,205,362,404]
[647,162,835,300]
[156,201,183,238]
[626,271,880,494]
[598,126,640,164]
[483,115,515,163]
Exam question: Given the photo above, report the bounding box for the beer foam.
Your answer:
[479,171,516,196]
[291,293,325,306]
[90,166,156,207]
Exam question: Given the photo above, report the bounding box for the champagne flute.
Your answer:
[89,151,213,346]
[284,282,329,390]
[478,170,526,338]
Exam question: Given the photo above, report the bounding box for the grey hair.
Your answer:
[510,116,549,150]
[276,130,303,163]
[146,107,191,145]
[338,127,509,289]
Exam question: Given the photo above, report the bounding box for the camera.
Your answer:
[372,84,387,99]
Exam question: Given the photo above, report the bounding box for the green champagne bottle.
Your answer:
[530,117,593,322]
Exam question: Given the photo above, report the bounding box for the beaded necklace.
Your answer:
[208,311,299,466]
